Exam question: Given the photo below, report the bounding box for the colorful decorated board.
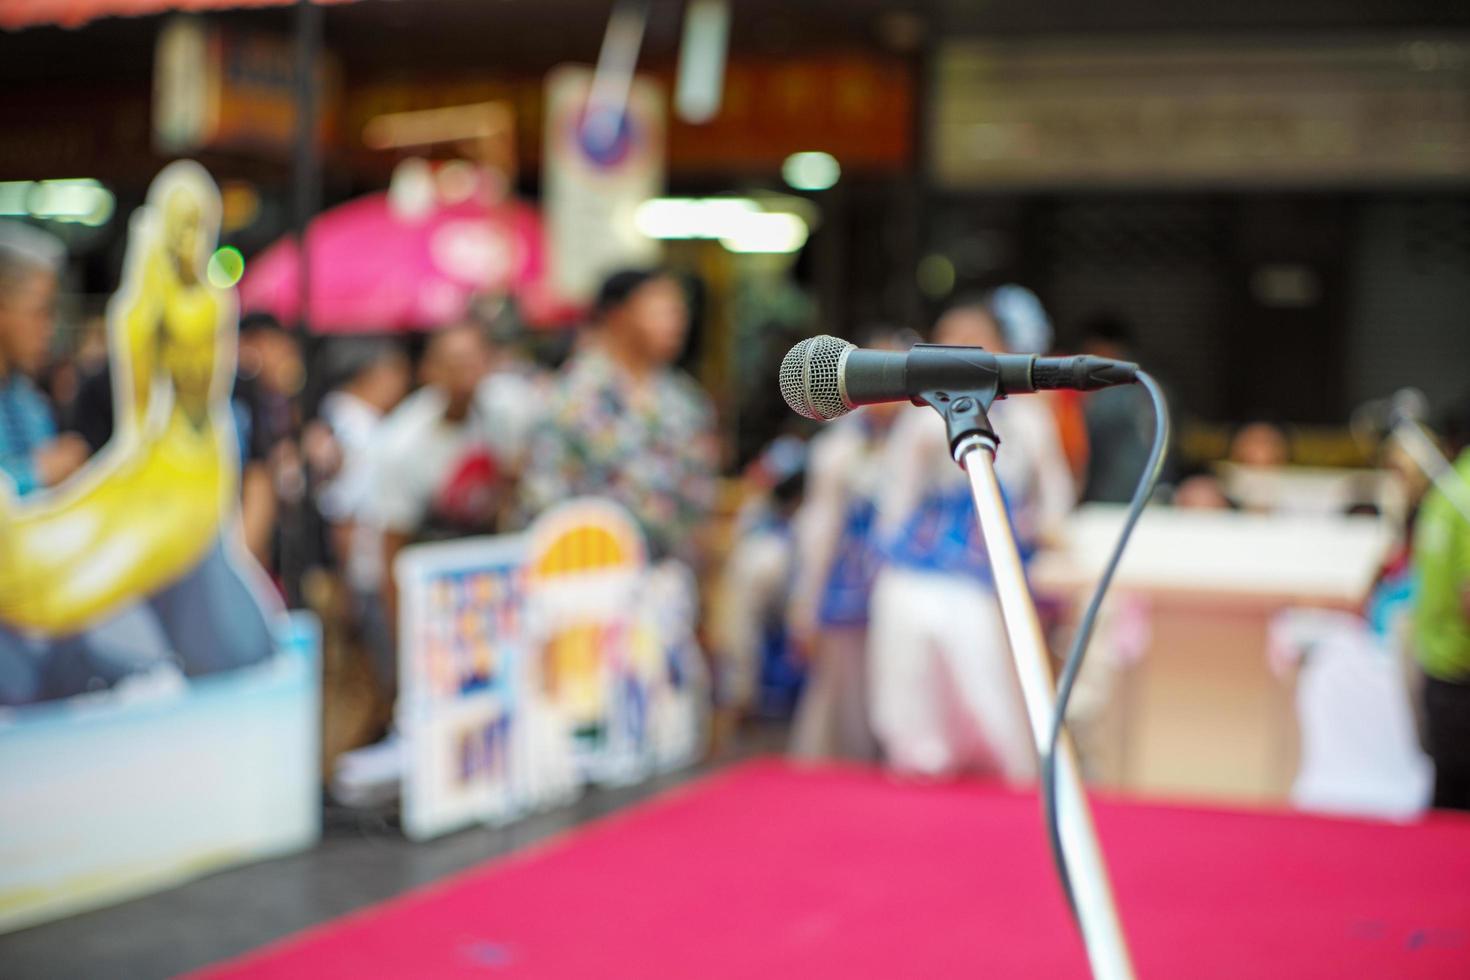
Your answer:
[396,534,528,840]
[395,498,706,841]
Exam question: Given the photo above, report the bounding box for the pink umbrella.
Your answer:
[239,187,572,333]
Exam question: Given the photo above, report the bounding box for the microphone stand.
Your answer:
[1389,415,1470,525]
[921,388,1135,980]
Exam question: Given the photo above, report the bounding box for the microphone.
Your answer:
[1350,387,1430,438]
[780,335,1138,421]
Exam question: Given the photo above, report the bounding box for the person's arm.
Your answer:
[480,375,541,476]
[1458,512,1470,622]
[0,393,44,493]
[313,410,367,565]
[786,430,854,653]
[0,446,40,496]
[1028,401,1078,542]
[65,369,115,453]
[872,407,938,542]
[3,382,86,493]
[32,434,89,487]
[367,433,429,644]
[239,461,276,566]
[516,413,574,527]
[330,521,356,576]
[1413,487,1470,653]
[676,421,721,570]
[380,528,411,647]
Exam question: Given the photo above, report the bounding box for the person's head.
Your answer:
[75,313,109,369]
[748,433,807,516]
[328,338,411,413]
[594,269,689,370]
[1173,471,1234,510]
[1079,313,1134,362]
[1230,421,1290,468]
[466,291,524,359]
[239,313,304,397]
[423,321,491,415]
[0,222,63,377]
[987,284,1052,354]
[856,322,918,353]
[933,300,1005,352]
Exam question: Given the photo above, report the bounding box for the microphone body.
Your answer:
[781,336,1138,421]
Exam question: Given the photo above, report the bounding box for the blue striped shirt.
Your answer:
[879,482,1034,585]
[0,371,57,497]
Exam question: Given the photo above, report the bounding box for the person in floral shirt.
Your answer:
[519,269,717,566]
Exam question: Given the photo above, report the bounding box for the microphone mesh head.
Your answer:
[780,335,854,421]
[1390,387,1429,423]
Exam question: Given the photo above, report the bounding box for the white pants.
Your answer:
[868,567,1035,782]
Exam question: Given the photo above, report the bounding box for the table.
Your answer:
[1030,505,1394,804]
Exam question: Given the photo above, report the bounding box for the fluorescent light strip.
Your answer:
[0,179,115,226]
[634,197,808,253]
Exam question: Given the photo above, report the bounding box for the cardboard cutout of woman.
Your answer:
[0,161,278,705]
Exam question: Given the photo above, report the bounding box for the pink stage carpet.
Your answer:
[193,760,1470,978]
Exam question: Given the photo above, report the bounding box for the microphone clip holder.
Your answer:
[915,378,1001,466]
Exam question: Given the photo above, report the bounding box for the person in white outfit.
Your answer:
[309,340,412,696]
[330,324,540,807]
[868,300,1074,780]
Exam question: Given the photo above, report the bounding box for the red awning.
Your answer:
[0,0,349,31]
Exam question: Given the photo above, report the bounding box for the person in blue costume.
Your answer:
[867,300,1075,779]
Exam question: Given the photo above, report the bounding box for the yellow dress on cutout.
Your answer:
[0,171,238,635]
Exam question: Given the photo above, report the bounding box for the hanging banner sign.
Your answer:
[542,64,664,305]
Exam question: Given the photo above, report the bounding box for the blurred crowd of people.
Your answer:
[1,219,716,721]
[718,284,1470,816]
[6,212,1470,813]
[718,288,1142,779]
[314,269,719,723]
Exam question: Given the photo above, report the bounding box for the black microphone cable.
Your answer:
[1040,370,1170,920]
